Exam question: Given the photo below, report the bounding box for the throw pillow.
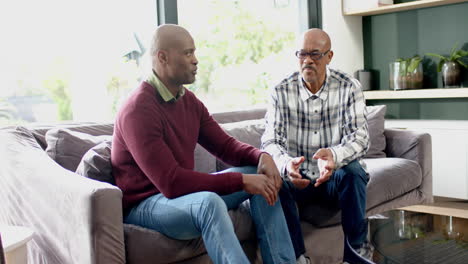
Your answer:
[45,128,112,171]
[75,139,114,184]
[365,105,387,158]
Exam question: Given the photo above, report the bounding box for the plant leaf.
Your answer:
[408,57,422,73]
[457,50,468,57]
[399,60,407,75]
[450,42,459,57]
[426,53,447,60]
[437,60,444,72]
[458,60,468,69]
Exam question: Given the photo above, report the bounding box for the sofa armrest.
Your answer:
[384,128,433,203]
[0,129,125,264]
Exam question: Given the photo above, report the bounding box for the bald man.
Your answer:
[111,24,300,263]
[262,28,373,262]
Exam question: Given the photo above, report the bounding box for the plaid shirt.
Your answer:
[261,67,369,180]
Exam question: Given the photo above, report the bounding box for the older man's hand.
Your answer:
[312,148,335,187]
[286,156,310,189]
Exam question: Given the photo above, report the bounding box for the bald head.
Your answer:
[299,28,331,51]
[150,24,198,90]
[150,24,193,55]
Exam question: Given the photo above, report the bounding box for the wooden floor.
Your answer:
[401,196,468,219]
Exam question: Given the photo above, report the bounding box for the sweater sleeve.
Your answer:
[118,103,244,199]
[197,101,263,168]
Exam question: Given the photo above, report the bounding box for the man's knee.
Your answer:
[198,191,228,213]
[338,160,368,184]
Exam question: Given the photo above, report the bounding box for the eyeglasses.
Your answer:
[295,50,330,60]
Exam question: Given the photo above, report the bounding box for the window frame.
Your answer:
[156,0,322,29]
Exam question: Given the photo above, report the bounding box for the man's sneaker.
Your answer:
[355,241,374,261]
[343,237,375,264]
[296,254,311,264]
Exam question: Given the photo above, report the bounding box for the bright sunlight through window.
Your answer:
[0,0,301,125]
[0,0,156,125]
[178,0,301,112]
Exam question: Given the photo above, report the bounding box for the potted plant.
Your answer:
[426,43,468,88]
[389,55,423,90]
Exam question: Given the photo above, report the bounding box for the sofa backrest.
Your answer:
[10,105,386,175]
[4,109,267,175]
[203,105,387,172]
[25,123,114,150]
[22,107,266,151]
[212,108,266,124]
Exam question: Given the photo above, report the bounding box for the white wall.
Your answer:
[321,0,364,76]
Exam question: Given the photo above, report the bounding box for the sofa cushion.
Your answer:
[76,139,114,184]
[364,105,387,158]
[300,157,422,227]
[45,128,112,171]
[365,157,422,209]
[217,119,265,171]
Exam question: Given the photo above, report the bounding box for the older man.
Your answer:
[111,24,302,264]
[262,28,373,262]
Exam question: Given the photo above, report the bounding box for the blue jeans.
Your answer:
[124,166,296,264]
[280,160,369,250]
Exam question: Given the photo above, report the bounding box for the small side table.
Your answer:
[0,226,34,264]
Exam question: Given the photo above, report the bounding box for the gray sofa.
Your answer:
[0,107,432,264]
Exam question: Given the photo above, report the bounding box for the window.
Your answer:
[177,0,301,112]
[0,0,311,125]
[0,0,156,125]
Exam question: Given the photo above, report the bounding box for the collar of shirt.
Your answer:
[146,71,185,103]
[298,67,330,102]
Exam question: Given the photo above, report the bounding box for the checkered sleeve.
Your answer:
[329,79,370,169]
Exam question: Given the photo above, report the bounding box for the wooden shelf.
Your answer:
[401,197,468,219]
[364,88,468,100]
[343,0,468,16]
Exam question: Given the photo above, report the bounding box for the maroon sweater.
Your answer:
[111,82,263,211]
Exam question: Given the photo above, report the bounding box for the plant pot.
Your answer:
[441,61,461,88]
[389,61,423,90]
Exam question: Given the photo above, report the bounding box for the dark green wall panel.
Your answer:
[363,2,468,90]
[363,2,468,120]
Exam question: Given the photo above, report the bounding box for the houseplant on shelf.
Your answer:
[389,55,423,90]
[426,43,468,88]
